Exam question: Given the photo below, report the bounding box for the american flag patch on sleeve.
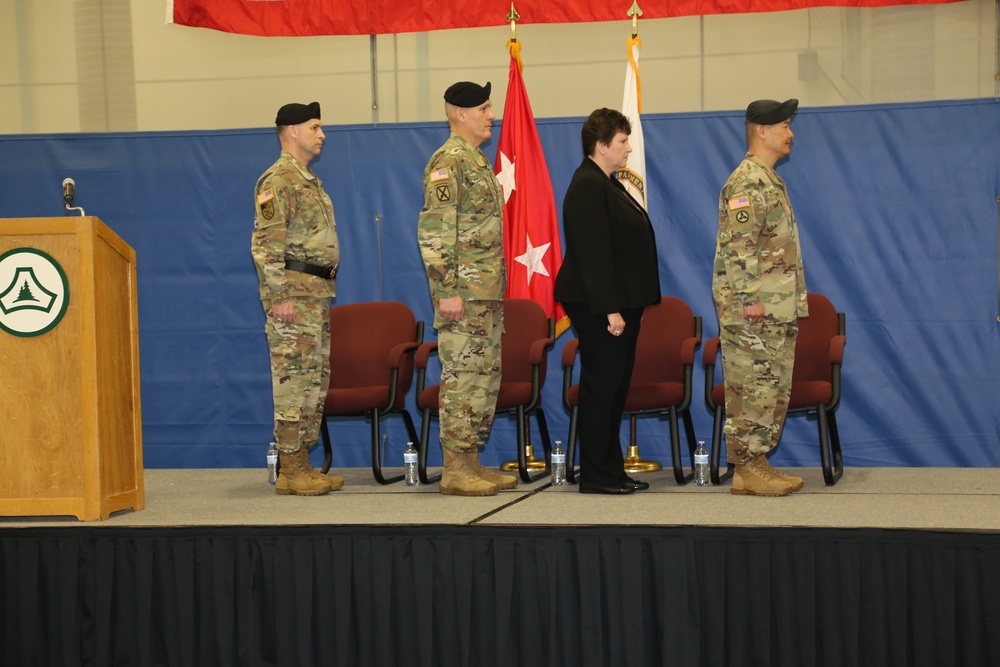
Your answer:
[728,196,750,210]
[429,169,449,182]
[257,189,274,204]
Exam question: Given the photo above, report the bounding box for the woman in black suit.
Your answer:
[554,108,661,494]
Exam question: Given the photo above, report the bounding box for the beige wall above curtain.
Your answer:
[0,0,996,134]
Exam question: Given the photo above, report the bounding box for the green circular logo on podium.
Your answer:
[0,248,71,337]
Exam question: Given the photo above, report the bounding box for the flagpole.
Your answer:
[506,3,519,43]
[617,1,648,212]
[621,1,663,475]
[505,3,523,71]
[629,0,642,37]
[496,4,549,476]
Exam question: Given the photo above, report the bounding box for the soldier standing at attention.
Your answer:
[417,81,517,496]
[252,101,342,496]
[713,98,808,497]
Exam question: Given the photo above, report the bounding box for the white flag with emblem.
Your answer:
[617,34,647,211]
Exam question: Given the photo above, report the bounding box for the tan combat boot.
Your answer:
[440,449,499,496]
[730,456,795,497]
[296,447,344,491]
[465,449,518,490]
[276,449,334,496]
[755,455,803,492]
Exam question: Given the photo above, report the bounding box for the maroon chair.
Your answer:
[318,301,423,484]
[703,291,846,485]
[562,296,702,485]
[415,298,555,484]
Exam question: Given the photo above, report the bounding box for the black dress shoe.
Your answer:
[579,482,636,495]
[627,478,650,491]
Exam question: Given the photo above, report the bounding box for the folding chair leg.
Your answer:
[417,407,440,485]
[515,408,552,483]
[819,407,844,485]
[401,409,438,484]
[828,410,844,482]
[682,409,697,459]
[709,405,734,485]
[370,408,403,485]
[680,408,703,483]
[401,410,420,446]
[320,417,333,474]
[566,407,579,484]
[669,406,693,485]
[535,408,552,460]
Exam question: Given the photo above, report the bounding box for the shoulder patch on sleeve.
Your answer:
[728,195,750,210]
[257,189,274,204]
[429,168,449,183]
[260,199,275,220]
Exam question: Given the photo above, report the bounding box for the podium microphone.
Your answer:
[63,177,75,205]
[62,177,86,216]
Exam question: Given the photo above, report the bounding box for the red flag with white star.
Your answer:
[495,40,569,336]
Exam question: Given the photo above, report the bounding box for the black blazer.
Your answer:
[554,158,660,316]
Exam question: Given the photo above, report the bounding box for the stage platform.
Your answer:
[3,465,1000,530]
[4,466,1000,666]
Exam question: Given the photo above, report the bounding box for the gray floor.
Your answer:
[3,466,1000,531]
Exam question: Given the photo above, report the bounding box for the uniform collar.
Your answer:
[449,133,489,166]
[280,151,318,181]
[745,152,785,188]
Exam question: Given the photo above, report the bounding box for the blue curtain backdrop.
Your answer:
[1,99,997,469]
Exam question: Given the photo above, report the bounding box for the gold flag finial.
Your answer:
[627,0,643,37]
[506,3,521,42]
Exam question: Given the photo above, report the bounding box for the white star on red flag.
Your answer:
[497,151,516,204]
[514,235,551,284]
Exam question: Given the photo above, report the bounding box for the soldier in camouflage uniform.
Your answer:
[417,81,516,496]
[713,99,808,497]
[251,101,342,496]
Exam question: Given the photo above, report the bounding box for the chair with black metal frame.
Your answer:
[415,298,556,484]
[317,301,424,485]
[560,337,582,483]
[562,296,702,485]
[703,291,846,485]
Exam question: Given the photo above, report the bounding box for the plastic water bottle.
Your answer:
[694,440,710,487]
[551,440,567,486]
[404,441,419,486]
[266,442,278,486]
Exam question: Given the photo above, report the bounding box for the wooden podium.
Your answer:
[0,217,143,521]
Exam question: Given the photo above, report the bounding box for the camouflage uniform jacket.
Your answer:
[417,133,506,307]
[251,151,339,301]
[713,153,807,325]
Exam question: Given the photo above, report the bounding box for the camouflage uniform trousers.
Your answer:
[262,295,331,453]
[437,300,503,453]
[720,322,798,464]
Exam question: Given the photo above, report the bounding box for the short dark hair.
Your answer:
[581,108,631,158]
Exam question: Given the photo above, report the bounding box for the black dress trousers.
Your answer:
[563,302,644,487]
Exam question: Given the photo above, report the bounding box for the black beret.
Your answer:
[444,81,491,108]
[745,99,798,125]
[275,101,321,126]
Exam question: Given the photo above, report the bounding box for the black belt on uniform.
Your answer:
[284,259,337,280]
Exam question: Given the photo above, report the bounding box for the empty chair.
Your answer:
[318,301,423,484]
